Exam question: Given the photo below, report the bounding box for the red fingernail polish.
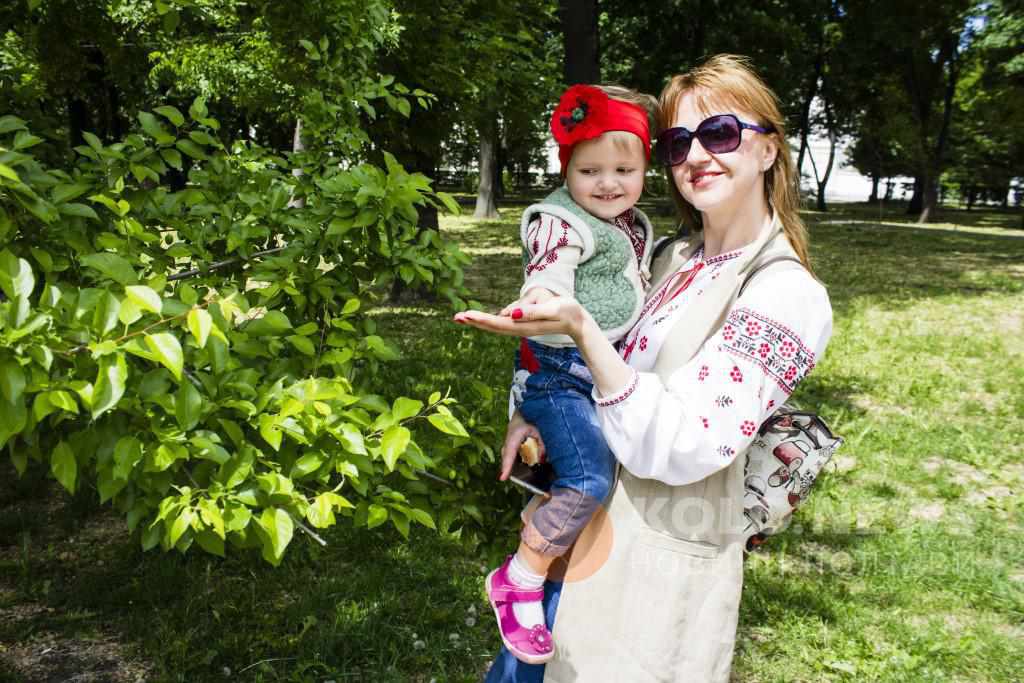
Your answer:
[511,308,523,320]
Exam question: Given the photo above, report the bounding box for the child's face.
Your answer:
[565,133,646,221]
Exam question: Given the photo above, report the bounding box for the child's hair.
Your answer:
[565,84,658,172]
[656,55,812,272]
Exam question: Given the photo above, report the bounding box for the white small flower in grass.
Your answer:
[413,639,426,650]
[467,604,477,615]
[221,667,231,676]
[449,632,460,642]
[480,563,488,574]
[465,616,476,627]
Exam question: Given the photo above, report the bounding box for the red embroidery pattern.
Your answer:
[698,365,709,382]
[525,216,570,276]
[700,416,709,429]
[740,420,756,436]
[717,445,736,458]
[612,209,646,269]
[638,336,648,351]
[719,308,816,395]
[729,366,744,383]
[595,370,639,408]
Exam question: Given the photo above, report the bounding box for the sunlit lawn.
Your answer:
[1,199,1021,682]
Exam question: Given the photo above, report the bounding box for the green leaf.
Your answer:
[92,291,121,336]
[0,359,25,404]
[160,148,183,170]
[287,335,316,355]
[48,391,78,414]
[52,183,92,204]
[258,507,293,565]
[0,115,26,134]
[391,397,423,423]
[13,131,43,150]
[0,249,35,300]
[333,422,366,455]
[145,333,183,380]
[57,203,99,220]
[407,507,436,530]
[258,414,282,451]
[306,494,336,529]
[175,380,202,431]
[218,449,254,489]
[198,499,225,539]
[290,452,324,479]
[81,253,138,285]
[175,139,207,160]
[138,111,175,144]
[390,510,410,539]
[244,310,291,336]
[119,298,142,326]
[149,443,186,472]
[92,353,127,419]
[154,105,185,127]
[0,394,27,449]
[223,501,251,532]
[428,411,469,438]
[51,441,77,493]
[0,163,20,182]
[113,436,144,480]
[194,529,225,557]
[380,425,410,471]
[366,504,388,529]
[168,507,194,547]
[181,309,211,350]
[125,285,162,315]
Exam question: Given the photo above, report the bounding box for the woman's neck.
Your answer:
[700,192,773,258]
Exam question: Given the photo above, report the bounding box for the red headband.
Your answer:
[551,85,651,175]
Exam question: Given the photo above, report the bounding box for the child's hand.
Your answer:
[500,288,557,317]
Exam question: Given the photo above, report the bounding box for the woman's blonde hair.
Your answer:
[657,54,812,271]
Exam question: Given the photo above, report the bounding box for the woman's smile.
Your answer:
[689,170,724,187]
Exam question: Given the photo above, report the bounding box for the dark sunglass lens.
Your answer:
[664,130,691,165]
[699,115,741,153]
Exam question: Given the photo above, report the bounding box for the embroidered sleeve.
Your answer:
[594,268,832,486]
[521,213,584,299]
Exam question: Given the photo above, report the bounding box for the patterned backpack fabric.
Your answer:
[742,407,843,551]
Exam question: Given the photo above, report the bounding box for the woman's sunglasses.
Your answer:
[656,114,775,167]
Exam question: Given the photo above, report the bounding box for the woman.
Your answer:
[455,54,833,682]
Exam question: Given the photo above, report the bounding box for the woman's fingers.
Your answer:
[453,309,568,337]
[500,417,545,481]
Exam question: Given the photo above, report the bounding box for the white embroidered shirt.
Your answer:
[593,245,833,486]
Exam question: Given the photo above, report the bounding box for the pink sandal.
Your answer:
[486,556,555,664]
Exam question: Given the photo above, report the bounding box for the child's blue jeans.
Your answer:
[514,340,615,557]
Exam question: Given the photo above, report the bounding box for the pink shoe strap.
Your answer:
[491,585,544,603]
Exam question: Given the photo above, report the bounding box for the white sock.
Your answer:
[507,552,546,629]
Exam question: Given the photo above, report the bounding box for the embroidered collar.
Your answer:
[696,244,745,266]
[610,208,636,232]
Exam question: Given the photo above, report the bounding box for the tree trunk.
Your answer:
[908,176,924,214]
[815,102,838,212]
[288,118,306,209]
[885,178,894,201]
[966,185,976,210]
[559,0,599,84]
[917,38,959,224]
[795,42,824,178]
[869,173,880,202]
[68,96,91,148]
[474,117,500,219]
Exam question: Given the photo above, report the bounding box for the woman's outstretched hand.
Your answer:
[453,296,586,340]
[500,410,544,481]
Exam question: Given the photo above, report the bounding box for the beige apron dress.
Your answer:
[541,218,799,683]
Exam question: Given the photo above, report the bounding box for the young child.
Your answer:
[485,84,657,664]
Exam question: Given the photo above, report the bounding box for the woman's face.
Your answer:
[669,91,777,214]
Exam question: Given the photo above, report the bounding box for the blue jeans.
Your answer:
[514,341,615,556]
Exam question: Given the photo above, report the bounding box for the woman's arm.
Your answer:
[596,269,833,485]
[453,298,635,397]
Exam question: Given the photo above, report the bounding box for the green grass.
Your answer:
[1,200,1022,682]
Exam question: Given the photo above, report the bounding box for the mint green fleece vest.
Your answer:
[521,187,650,340]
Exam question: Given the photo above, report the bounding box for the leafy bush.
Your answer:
[0,95,491,565]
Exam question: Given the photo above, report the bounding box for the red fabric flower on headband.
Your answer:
[551,85,609,146]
